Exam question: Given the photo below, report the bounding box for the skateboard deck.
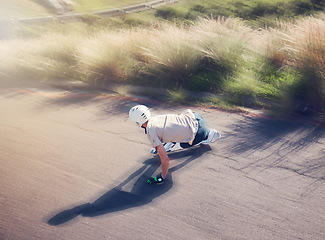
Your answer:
[150,131,221,154]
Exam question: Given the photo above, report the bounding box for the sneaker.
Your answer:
[150,142,176,154]
[200,129,221,144]
[164,142,176,152]
[150,148,158,154]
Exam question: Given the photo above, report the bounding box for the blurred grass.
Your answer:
[1,0,325,118]
[0,0,51,19]
[156,0,324,28]
[73,0,146,12]
[0,0,150,19]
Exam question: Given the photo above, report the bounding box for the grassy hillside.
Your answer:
[72,0,147,12]
[1,0,325,119]
[154,0,325,27]
[0,0,51,19]
[0,0,150,19]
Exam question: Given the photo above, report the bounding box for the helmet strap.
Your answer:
[141,126,147,134]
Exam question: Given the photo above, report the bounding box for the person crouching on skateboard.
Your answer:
[129,105,220,185]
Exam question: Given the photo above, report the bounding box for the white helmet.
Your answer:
[129,105,151,126]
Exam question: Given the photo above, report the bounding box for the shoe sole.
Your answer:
[150,142,177,154]
[201,130,221,144]
[211,131,221,143]
[164,142,176,152]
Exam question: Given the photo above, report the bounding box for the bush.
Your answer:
[155,7,185,20]
[280,17,325,111]
[77,31,138,85]
[192,17,258,95]
[166,89,191,105]
[291,0,314,15]
[188,70,221,92]
[141,23,203,88]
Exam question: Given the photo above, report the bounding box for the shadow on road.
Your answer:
[223,116,325,180]
[227,117,324,155]
[47,145,211,226]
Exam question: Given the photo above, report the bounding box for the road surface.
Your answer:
[1,79,325,240]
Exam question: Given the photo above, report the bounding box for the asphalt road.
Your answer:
[1,80,325,240]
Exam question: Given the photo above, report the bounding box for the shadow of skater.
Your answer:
[48,145,211,226]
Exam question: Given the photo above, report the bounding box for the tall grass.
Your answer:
[0,39,46,79]
[256,15,325,112]
[0,33,81,80]
[193,17,261,95]
[77,30,138,85]
[280,17,325,111]
[1,15,325,115]
[193,17,252,73]
[140,23,203,87]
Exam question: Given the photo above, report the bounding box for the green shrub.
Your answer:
[155,7,185,20]
[166,89,191,105]
[188,70,222,92]
[290,0,314,15]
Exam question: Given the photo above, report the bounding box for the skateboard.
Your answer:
[150,130,221,154]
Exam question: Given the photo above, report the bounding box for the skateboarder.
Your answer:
[129,105,220,184]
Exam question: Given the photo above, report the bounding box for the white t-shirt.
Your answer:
[146,109,198,147]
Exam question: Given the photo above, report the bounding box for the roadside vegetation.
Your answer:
[0,0,325,120]
[0,0,50,19]
[72,0,146,12]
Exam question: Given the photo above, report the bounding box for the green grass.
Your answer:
[200,95,244,112]
[166,89,191,105]
[0,0,51,19]
[0,0,151,19]
[155,0,325,28]
[73,0,146,12]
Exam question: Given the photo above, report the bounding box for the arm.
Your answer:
[156,144,170,179]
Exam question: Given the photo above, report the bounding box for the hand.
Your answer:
[147,174,164,185]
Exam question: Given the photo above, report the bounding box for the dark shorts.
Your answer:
[180,113,209,148]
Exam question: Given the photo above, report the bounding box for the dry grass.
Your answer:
[1,16,325,113]
[273,17,325,110]
[77,30,138,85]
[193,17,259,74]
[140,23,203,87]
[0,33,81,80]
